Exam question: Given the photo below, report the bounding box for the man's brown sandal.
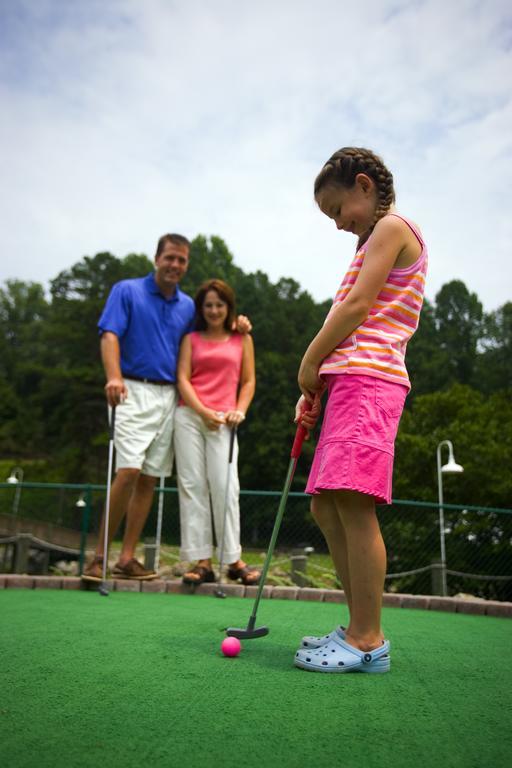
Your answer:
[81,556,105,582]
[112,558,158,580]
[227,564,261,585]
[182,565,216,585]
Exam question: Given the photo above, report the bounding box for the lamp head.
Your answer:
[438,440,463,474]
[6,466,23,484]
[442,459,464,474]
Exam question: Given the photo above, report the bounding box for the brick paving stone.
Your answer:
[485,601,512,618]
[33,576,62,589]
[271,586,299,600]
[140,579,167,593]
[114,579,141,592]
[166,580,196,595]
[428,596,457,612]
[81,578,114,593]
[194,582,219,596]
[400,594,430,610]
[61,577,82,590]
[455,599,487,616]
[381,593,404,608]
[0,575,6,589]
[323,589,347,604]
[5,575,34,589]
[196,581,222,595]
[298,588,325,602]
[214,583,245,597]
[245,585,273,599]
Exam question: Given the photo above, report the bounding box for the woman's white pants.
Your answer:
[174,406,241,564]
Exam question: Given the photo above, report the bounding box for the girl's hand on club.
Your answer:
[298,356,323,402]
[105,377,128,407]
[294,393,322,439]
[200,408,226,431]
[225,410,245,426]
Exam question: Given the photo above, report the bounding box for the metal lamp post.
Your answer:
[6,466,24,516]
[436,440,463,596]
[76,493,87,575]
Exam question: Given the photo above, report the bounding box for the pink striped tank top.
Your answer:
[319,214,428,390]
[182,331,243,411]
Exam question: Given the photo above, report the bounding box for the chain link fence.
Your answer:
[0,482,511,601]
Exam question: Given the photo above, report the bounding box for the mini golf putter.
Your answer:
[99,406,116,597]
[225,406,310,640]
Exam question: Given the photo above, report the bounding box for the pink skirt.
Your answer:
[305,374,408,505]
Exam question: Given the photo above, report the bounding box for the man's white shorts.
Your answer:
[113,378,177,477]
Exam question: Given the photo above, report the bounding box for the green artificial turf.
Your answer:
[1,590,511,768]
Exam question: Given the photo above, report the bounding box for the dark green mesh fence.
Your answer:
[1,483,511,600]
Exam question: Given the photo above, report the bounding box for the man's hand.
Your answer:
[233,314,252,334]
[105,377,128,407]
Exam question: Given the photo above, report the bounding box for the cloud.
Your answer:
[0,0,511,311]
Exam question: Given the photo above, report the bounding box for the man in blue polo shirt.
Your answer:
[83,233,195,581]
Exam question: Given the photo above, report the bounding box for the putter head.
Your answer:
[99,586,109,597]
[214,589,227,599]
[226,625,269,639]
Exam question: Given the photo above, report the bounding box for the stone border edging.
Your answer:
[0,574,510,618]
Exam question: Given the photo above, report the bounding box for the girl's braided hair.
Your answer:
[314,147,395,248]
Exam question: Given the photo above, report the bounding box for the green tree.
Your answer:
[0,280,49,456]
[0,280,48,377]
[389,384,512,599]
[395,383,512,507]
[474,302,512,393]
[435,280,483,385]
[34,253,152,478]
[181,236,243,296]
[406,298,452,397]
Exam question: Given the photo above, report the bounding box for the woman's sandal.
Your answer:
[301,626,346,649]
[294,636,391,674]
[227,564,261,585]
[182,565,216,585]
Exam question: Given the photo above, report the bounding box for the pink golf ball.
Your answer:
[221,636,242,657]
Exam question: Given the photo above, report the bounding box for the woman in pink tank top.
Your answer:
[293,147,428,675]
[174,279,259,586]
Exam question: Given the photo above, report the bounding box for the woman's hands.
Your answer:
[200,408,226,431]
[199,408,245,430]
[224,410,246,426]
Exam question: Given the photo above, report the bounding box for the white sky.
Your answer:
[1,0,511,310]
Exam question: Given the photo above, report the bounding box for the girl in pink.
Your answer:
[174,279,260,586]
[294,147,427,673]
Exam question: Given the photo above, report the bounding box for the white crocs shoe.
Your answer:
[294,636,391,674]
[300,625,346,649]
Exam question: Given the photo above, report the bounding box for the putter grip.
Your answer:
[228,426,237,463]
[109,406,116,440]
[290,403,312,459]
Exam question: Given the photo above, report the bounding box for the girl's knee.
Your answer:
[311,495,340,533]
[335,490,375,515]
[335,493,380,535]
